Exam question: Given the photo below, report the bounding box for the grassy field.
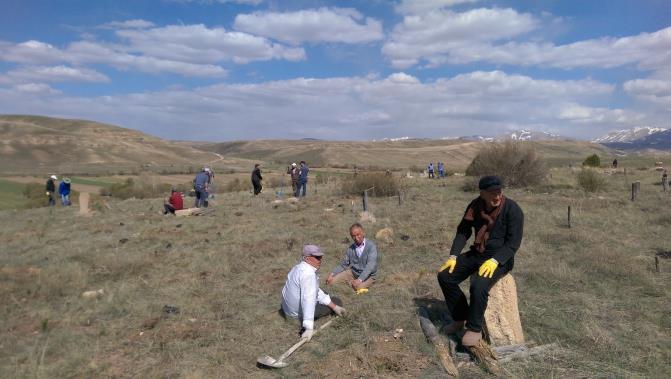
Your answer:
[1,165,669,378]
[0,179,29,210]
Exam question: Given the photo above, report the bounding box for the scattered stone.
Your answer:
[176,224,182,228]
[324,208,334,212]
[234,211,243,217]
[359,211,376,224]
[272,199,284,205]
[393,328,404,339]
[119,238,129,244]
[286,197,299,204]
[400,234,410,241]
[337,204,344,208]
[165,242,172,249]
[375,228,394,243]
[163,305,180,315]
[82,289,104,299]
[119,222,124,226]
[204,238,209,243]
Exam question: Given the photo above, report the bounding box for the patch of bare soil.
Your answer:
[301,334,431,377]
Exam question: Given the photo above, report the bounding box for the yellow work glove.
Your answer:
[355,288,369,295]
[439,256,457,273]
[478,259,498,278]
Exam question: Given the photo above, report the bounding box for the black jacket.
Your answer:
[251,168,262,183]
[449,197,524,266]
[46,179,55,192]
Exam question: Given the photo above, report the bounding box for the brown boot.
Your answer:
[440,320,465,335]
[462,330,482,347]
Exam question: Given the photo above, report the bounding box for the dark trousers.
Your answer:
[296,181,307,197]
[428,171,434,178]
[437,251,511,332]
[252,180,262,195]
[164,204,175,214]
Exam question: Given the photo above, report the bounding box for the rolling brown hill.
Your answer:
[194,139,615,170]
[0,115,248,175]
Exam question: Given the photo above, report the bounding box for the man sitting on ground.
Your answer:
[281,245,345,341]
[164,188,184,215]
[436,175,524,347]
[326,223,379,293]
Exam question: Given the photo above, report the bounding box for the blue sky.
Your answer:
[1,0,670,141]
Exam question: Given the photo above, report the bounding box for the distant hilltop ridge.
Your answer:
[377,129,565,142]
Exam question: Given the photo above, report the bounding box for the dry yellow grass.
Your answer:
[1,165,669,378]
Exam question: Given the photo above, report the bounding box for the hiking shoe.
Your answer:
[440,320,465,335]
[462,330,482,347]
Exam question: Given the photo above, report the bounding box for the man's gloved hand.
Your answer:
[478,258,498,278]
[333,305,346,317]
[439,256,457,273]
[301,328,313,341]
[46,192,50,196]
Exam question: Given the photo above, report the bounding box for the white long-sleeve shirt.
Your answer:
[281,261,332,330]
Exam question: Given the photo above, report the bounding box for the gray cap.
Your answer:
[302,244,324,257]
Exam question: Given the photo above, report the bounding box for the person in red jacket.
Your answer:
[164,188,184,215]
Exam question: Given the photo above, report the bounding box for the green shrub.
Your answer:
[465,141,548,188]
[103,177,172,199]
[577,168,606,192]
[341,173,400,197]
[583,154,601,167]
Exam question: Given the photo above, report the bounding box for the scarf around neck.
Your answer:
[463,196,506,253]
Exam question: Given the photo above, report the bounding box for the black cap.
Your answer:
[478,175,503,191]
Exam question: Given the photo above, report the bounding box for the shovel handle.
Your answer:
[277,319,334,362]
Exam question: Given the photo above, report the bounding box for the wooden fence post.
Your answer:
[663,176,669,192]
[398,190,403,206]
[567,206,571,228]
[362,190,368,212]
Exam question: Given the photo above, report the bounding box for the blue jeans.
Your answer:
[61,194,70,206]
[195,189,209,207]
[297,182,307,197]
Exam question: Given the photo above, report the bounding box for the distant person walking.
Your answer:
[663,169,668,192]
[193,168,210,208]
[428,162,435,179]
[251,164,263,195]
[59,177,71,206]
[287,163,299,195]
[438,162,445,178]
[612,159,618,169]
[164,187,184,215]
[297,161,309,197]
[45,175,57,206]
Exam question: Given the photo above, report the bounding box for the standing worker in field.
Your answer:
[193,168,210,208]
[428,162,435,179]
[438,162,445,178]
[297,161,309,197]
[45,175,57,206]
[287,163,299,196]
[436,175,524,347]
[59,177,71,206]
[251,163,263,195]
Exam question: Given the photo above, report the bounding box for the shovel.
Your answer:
[257,319,334,368]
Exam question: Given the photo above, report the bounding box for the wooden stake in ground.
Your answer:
[567,205,571,228]
[631,181,640,201]
[79,192,91,216]
[417,306,459,377]
[663,175,669,192]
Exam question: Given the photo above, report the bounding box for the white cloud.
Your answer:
[12,83,61,94]
[5,65,109,83]
[116,24,305,64]
[395,0,478,15]
[0,70,633,140]
[383,7,538,68]
[624,78,671,110]
[233,8,384,44]
[167,0,263,4]
[100,19,155,29]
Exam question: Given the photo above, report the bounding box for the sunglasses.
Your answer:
[313,256,323,260]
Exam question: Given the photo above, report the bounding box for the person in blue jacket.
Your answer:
[59,178,71,206]
[297,161,309,197]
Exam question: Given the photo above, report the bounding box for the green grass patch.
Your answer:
[0,179,28,210]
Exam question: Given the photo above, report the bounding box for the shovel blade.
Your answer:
[257,355,289,368]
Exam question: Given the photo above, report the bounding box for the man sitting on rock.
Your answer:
[327,223,379,294]
[281,245,345,341]
[437,175,524,347]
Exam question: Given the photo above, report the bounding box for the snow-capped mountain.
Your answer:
[459,135,495,142]
[592,127,667,143]
[497,129,564,141]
